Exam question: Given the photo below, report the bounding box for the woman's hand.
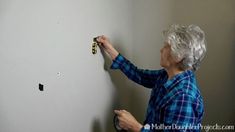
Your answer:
[114,110,143,132]
[97,35,119,60]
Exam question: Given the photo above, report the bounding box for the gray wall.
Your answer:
[168,0,235,125]
[132,0,235,126]
[0,0,234,132]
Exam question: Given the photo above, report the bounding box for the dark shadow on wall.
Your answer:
[91,39,147,132]
[231,26,235,124]
[92,118,102,132]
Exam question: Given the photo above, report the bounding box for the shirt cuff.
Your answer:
[110,53,125,69]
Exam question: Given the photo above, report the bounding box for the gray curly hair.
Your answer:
[163,24,207,71]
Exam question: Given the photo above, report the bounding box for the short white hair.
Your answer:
[163,24,207,71]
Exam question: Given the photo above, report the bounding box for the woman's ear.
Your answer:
[171,54,183,64]
[176,58,183,64]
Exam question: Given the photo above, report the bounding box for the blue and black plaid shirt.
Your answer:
[111,54,204,132]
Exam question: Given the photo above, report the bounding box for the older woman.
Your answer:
[97,24,207,132]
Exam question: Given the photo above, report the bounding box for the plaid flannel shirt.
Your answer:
[110,54,204,132]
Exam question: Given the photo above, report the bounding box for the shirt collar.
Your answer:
[163,70,194,91]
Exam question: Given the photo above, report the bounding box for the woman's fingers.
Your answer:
[97,35,106,43]
[114,109,128,115]
[114,110,122,115]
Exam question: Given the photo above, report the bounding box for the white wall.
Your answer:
[0,0,134,132]
[1,0,234,132]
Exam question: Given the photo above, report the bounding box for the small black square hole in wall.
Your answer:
[39,83,44,91]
